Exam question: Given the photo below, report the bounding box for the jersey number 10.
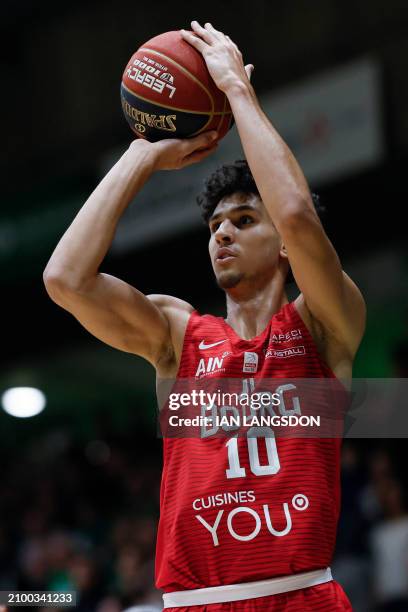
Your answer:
[226,426,280,479]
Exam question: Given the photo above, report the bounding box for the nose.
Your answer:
[214,219,235,244]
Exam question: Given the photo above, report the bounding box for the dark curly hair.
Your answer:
[197,159,325,224]
[196,159,326,285]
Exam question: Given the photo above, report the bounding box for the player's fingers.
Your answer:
[225,34,239,50]
[182,130,218,154]
[182,143,218,167]
[191,20,217,44]
[204,22,224,40]
[245,64,255,81]
[180,29,207,53]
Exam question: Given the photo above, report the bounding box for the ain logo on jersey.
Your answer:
[195,353,232,378]
[195,350,261,377]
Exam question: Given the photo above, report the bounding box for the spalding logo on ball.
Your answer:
[120,30,233,142]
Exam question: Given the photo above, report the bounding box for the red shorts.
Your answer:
[165,580,352,611]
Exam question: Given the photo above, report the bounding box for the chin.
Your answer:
[216,271,244,289]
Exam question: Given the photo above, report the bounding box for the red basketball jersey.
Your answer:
[155,300,346,595]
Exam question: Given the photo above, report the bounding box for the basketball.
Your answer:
[120,30,233,142]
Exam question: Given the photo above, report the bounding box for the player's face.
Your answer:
[208,192,287,290]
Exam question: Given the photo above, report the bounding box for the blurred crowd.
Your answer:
[1,432,408,611]
[334,441,408,612]
[0,433,163,612]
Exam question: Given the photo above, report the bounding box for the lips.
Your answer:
[215,247,236,261]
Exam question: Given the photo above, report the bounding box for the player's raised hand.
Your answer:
[181,21,254,95]
[138,130,219,171]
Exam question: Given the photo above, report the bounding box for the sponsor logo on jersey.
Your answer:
[199,339,227,350]
[194,491,309,547]
[265,345,306,359]
[243,351,258,373]
[195,356,225,378]
[269,329,302,343]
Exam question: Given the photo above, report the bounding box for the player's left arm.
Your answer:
[276,212,366,356]
[182,21,366,356]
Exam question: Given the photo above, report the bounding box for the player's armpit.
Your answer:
[280,210,366,356]
[43,272,176,367]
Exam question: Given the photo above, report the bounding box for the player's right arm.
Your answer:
[43,131,218,368]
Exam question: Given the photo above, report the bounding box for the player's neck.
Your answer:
[224,278,289,340]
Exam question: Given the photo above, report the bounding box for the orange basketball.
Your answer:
[120,30,233,142]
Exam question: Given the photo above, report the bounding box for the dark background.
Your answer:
[1,1,408,611]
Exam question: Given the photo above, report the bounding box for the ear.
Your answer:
[279,241,289,261]
[279,241,291,280]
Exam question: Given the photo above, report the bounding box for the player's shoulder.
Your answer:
[147,293,195,314]
[147,295,196,378]
[295,270,366,345]
[295,269,366,366]
[292,294,324,342]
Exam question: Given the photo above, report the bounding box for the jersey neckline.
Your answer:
[217,301,292,344]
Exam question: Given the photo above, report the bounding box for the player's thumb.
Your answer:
[245,64,255,81]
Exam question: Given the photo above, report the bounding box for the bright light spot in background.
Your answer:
[1,386,46,418]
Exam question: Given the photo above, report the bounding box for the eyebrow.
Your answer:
[209,204,259,224]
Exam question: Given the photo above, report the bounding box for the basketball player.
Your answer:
[43,21,365,611]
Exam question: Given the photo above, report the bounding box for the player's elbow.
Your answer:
[43,267,79,306]
[43,273,67,306]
